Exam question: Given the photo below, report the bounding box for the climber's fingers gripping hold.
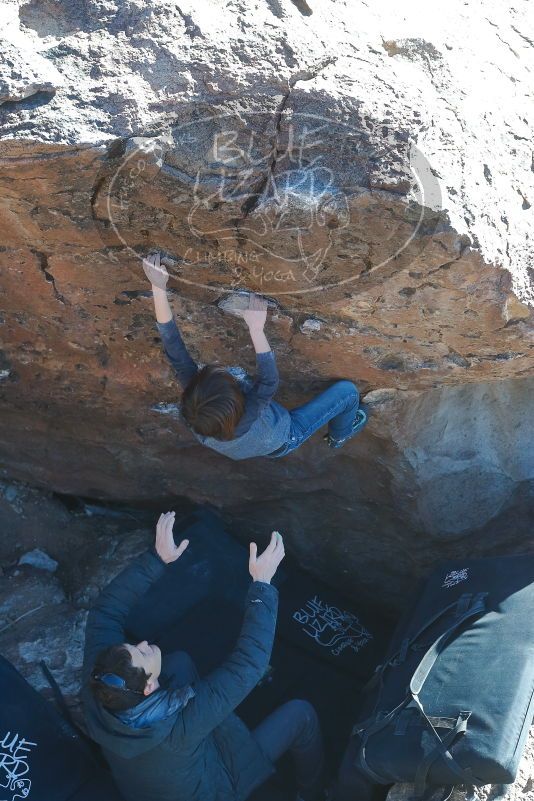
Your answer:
[242,293,268,332]
[143,251,169,290]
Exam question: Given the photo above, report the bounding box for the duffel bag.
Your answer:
[352,554,534,798]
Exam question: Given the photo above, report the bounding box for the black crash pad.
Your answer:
[0,656,122,801]
[127,508,391,680]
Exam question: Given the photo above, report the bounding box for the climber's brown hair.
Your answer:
[181,366,245,440]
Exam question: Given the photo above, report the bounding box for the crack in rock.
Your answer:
[240,87,292,218]
[240,56,337,218]
[90,139,129,223]
[511,25,534,48]
[90,176,107,222]
[106,138,127,160]
[495,31,520,58]
[426,242,471,275]
[32,250,66,304]
[114,290,153,305]
[176,6,203,38]
[265,0,286,18]
[0,88,56,110]
[290,0,313,15]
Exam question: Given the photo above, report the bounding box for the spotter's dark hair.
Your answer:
[90,645,149,712]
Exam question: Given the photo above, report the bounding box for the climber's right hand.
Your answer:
[242,293,268,332]
[249,531,285,584]
[143,251,169,290]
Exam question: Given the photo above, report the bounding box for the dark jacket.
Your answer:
[156,318,291,459]
[82,549,278,801]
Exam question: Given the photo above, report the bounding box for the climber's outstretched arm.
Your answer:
[143,253,198,388]
[152,284,173,325]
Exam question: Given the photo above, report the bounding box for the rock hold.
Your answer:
[19,548,59,572]
[300,318,322,333]
[0,38,61,105]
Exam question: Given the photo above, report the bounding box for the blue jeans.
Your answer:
[268,380,360,458]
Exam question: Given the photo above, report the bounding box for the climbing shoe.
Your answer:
[324,406,368,449]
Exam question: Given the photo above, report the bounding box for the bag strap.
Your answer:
[410,594,486,696]
[40,660,105,765]
[40,660,81,736]
[354,593,487,787]
[358,592,484,732]
[364,594,475,693]
[355,704,473,788]
[413,707,472,795]
[408,594,487,795]
[354,595,485,736]
[355,695,414,783]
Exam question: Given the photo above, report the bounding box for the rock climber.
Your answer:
[82,510,325,801]
[142,252,368,460]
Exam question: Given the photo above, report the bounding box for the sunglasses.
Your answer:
[92,672,145,694]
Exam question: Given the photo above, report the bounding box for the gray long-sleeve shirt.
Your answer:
[156,319,291,459]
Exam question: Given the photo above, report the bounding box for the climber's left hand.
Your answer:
[143,251,169,290]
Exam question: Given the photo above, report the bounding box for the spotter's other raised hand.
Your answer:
[249,531,285,584]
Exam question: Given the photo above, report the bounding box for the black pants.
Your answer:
[160,651,325,801]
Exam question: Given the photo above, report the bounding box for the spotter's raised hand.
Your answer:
[155,511,189,564]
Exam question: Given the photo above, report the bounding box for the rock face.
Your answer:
[0,0,533,608]
[0,479,159,703]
